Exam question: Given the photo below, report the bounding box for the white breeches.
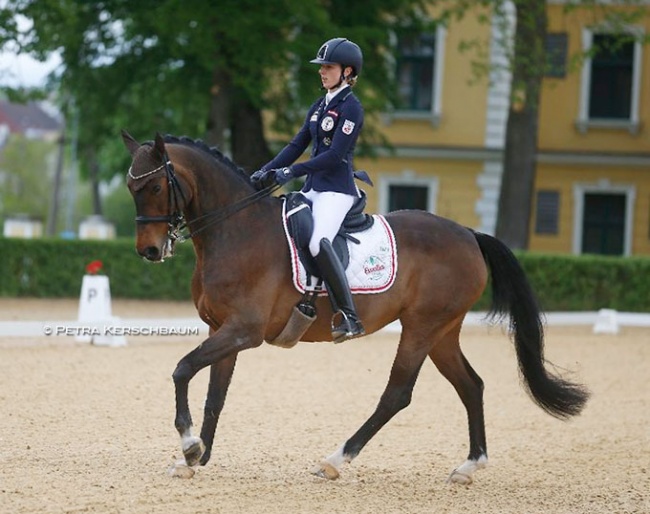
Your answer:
[302,189,355,257]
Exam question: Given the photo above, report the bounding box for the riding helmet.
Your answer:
[310,38,363,77]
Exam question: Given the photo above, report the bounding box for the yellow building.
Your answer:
[353,1,650,256]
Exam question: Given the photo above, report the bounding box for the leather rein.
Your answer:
[128,151,280,244]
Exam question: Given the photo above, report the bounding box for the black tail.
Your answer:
[473,231,590,419]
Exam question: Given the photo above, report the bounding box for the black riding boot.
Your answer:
[314,238,365,343]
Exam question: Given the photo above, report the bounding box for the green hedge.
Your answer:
[0,237,648,312]
[0,237,195,300]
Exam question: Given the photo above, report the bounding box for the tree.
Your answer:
[1,1,437,177]
[495,0,547,250]
[0,133,58,223]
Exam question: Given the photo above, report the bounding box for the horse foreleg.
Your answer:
[311,338,430,480]
[172,324,262,468]
[429,332,488,485]
[198,354,238,466]
[172,357,205,467]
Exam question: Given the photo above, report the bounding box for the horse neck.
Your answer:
[173,147,281,250]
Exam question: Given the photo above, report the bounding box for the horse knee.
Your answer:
[380,389,412,414]
[172,361,194,384]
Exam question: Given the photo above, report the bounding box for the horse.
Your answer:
[122,131,589,484]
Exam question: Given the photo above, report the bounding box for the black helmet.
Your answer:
[310,38,363,77]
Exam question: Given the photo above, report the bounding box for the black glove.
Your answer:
[250,168,267,183]
[250,168,275,190]
[272,167,294,186]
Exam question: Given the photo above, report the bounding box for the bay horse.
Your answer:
[122,131,589,484]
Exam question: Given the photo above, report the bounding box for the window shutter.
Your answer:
[535,190,560,235]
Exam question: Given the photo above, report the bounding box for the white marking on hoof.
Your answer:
[447,455,488,485]
[310,461,340,480]
[167,458,196,479]
[181,433,205,467]
[310,444,350,480]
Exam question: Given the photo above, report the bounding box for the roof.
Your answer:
[0,100,62,135]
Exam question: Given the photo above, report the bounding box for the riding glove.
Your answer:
[250,168,275,190]
[273,167,294,186]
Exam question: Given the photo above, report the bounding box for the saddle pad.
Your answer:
[281,202,398,295]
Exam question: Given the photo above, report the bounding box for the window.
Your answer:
[577,27,643,133]
[379,173,438,214]
[396,33,435,111]
[581,193,626,255]
[572,181,635,256]
[589,34,634,120]
[389,185,428,211]
[389,26,446,125]
[535,190,560,235]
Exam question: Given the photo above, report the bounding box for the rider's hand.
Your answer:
[250,168,267,183]
[272,167,294,186]
[250,168,273,190]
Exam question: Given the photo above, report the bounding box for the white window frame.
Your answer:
[576,25,644,134]
[572,179,636,256]
[385,26,446,127]
[378,170,439,214]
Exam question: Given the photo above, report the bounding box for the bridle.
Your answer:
[128,149,280,247]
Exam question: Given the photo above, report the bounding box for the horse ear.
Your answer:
[121,129,140,157]
[153,132,166,159]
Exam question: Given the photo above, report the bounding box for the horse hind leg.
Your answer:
[311,328,432,480]
[429,326,488,484]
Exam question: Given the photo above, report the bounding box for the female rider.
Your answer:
[251,37,365,343]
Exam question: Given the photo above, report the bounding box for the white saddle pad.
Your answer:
[281,202,398,295]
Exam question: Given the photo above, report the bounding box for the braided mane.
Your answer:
[145,134,250,181]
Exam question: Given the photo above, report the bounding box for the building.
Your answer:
[350,1,649,256]
[0,99,61,146]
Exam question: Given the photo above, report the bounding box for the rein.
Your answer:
[128,155,280,243]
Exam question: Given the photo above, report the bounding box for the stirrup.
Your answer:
[331,311,365,343]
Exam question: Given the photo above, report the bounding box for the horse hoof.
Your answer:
[168,459,195,479]
[447,469,473,485]
[182,437,205,467]
[310,461,340,480]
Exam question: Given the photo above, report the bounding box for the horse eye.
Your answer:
[152,184,162,194]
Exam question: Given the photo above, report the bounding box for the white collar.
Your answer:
[325,84,349,105]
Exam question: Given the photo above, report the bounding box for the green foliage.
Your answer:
[0,133,58,222]
[0,237,195,299]
[1,0,444,178]
[0,238,648,313]
[519,253,650,312]
[102,178,136,237]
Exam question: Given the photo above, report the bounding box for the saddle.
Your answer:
[284,190,374,279]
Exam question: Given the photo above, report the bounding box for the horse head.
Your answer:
[122,130,191,262]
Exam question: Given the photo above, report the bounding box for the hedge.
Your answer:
[0,237,195,300]
[0,237,648,312]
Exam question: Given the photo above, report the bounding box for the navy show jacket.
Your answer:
[263,88,364,197]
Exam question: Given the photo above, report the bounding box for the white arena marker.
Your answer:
[593,308,619,335]
[76,274,127,347]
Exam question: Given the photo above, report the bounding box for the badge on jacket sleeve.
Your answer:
[342,119,355,135]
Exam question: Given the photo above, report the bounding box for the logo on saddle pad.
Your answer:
[364,256,387,280]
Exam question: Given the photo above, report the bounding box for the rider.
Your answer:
[251,37,365,343]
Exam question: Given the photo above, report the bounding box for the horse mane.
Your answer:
[144,134,251,183]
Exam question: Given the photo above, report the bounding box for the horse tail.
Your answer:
[472,231,590,419]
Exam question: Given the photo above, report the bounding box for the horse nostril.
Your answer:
[140,246,160,261]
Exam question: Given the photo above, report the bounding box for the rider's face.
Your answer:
[319,64,344,91]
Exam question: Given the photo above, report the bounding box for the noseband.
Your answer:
[128,150,280,244]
